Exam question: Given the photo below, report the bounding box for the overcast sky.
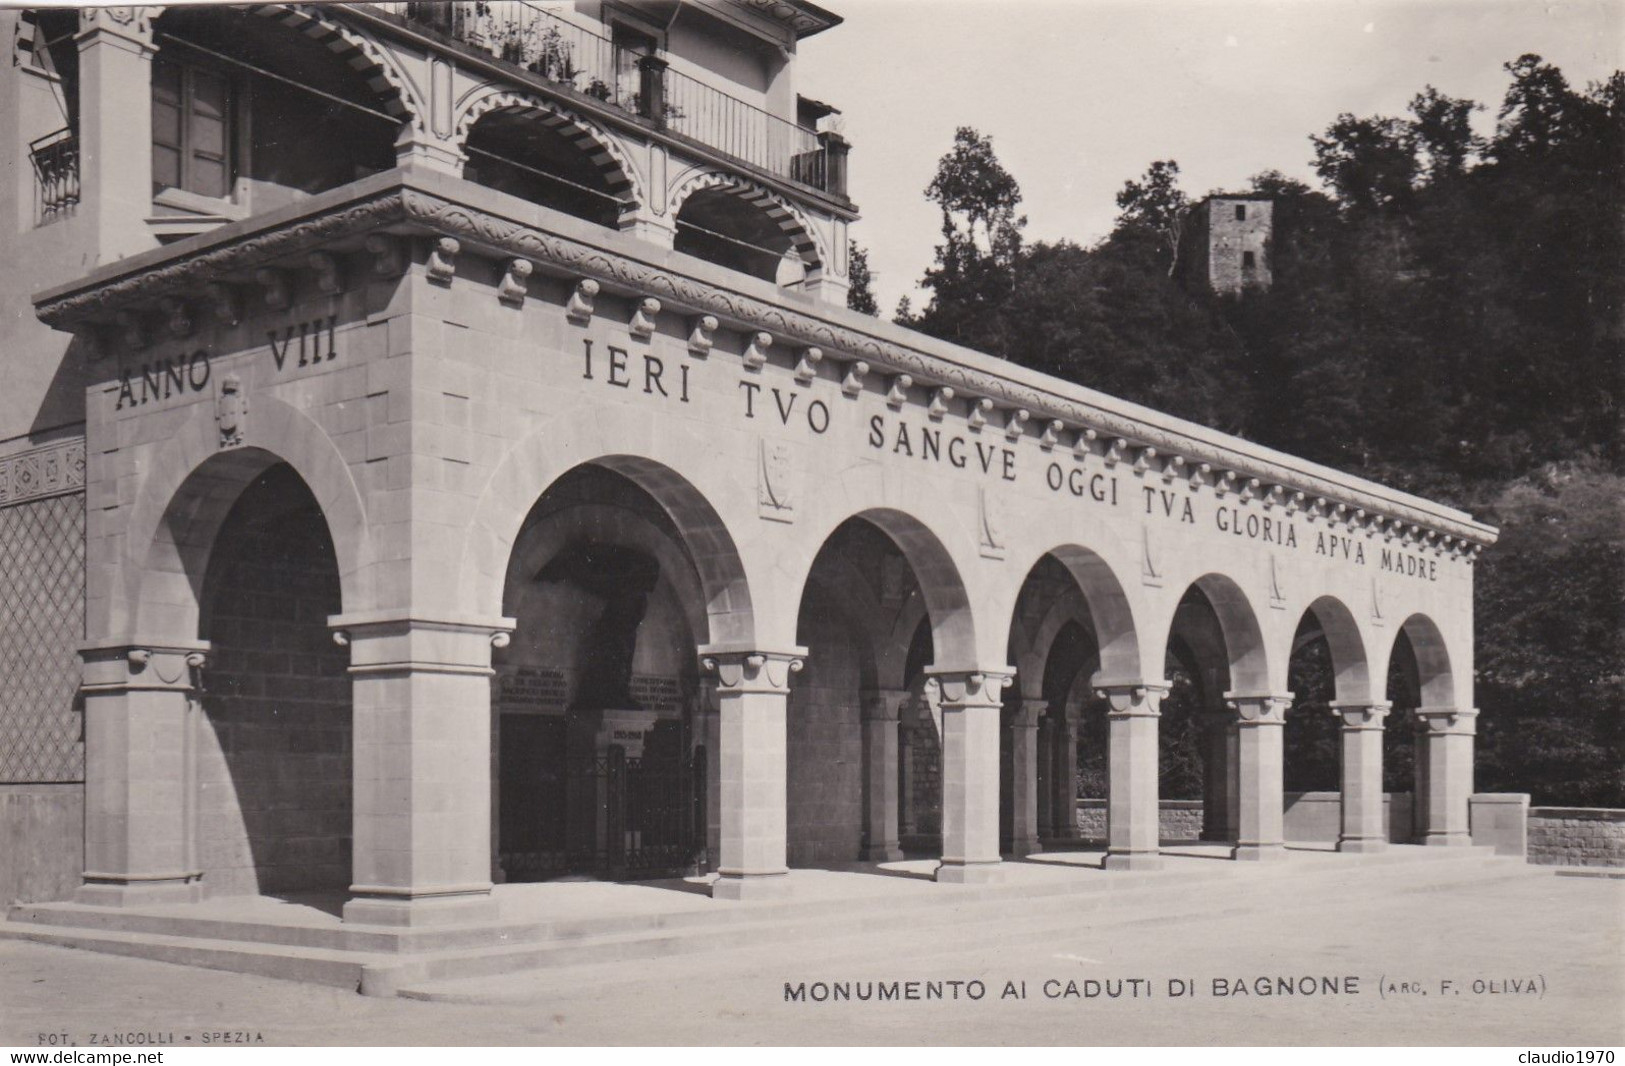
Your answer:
[796,0,1623,314]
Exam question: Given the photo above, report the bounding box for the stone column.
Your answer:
[332,614,513,927]
[1229,693,1293,861]
[898,700,917,840]
[1416,706,1478,846]
[701,647,805,900]
[699,678,721,871]
[1098,682,1168,870]
[1006,699,1045,856]
[394,53,464,175]
[1199,708,1237,842]
[1053,706,1083,843]
[859,689,907,862]
[1331,701,1391,853]
[76,639,209,906]
[929,669,1013,883]
[75,7,159,262]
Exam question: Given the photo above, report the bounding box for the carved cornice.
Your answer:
[0,439,86,509]
[33,182,1497,547]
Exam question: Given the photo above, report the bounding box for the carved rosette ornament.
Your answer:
[1329,701,1391,730]
[1227,693,1294,726]
[700,649,805,696]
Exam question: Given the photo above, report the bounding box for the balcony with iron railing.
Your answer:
[29,128,80,223]
[375,1,849,199]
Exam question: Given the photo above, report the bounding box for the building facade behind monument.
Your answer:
[1,2,1497,917]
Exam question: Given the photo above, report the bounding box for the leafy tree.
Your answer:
[1310,113,1418,211]
[1115,160,1190,276]
[845,240,879,316]
[911,127,1027,352]
[1408,86,1482,182]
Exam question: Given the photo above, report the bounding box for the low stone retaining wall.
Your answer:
[1527,807,1625,867]
[1076,799,1204,842]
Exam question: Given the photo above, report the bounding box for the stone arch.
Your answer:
[1393,613,1456,707]
[246,4,421,123]
[1016,590,1094,698]
[1298,595,1372,703]
[455,86,641,223]
[667,169,827,271]
[503,503,709,647]
[794,551,884,693]
[463,431,754,648]
[119,397,371,640]
[1169,573,1272,695]
[1009,545,1142,687]
[794,508,977,673]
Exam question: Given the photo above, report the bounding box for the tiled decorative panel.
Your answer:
[0,486,85,783]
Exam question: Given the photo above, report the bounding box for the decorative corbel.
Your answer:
[1040,419,1063,449]
[629,296,660,339]
[1103,438,1127,467]
[364,233,405,277]
[842,360,868,397]
[1241,477,1261,503]
[1133,446,1157,475]
[161,297,192,337]
[1289,491,1306,514]
[928,385,955,419]
[1163,455,1186,483]
[204,282,239,327]
[688,315,718,357]
[1073,427,1097,461]
[886,374,912,408]
[794,347,823,386]
[1350,508,1367,533]
[1263,484,1285,509]
[427,237,460,285]
[256,268,291,310]
[1310,496,1329,522]
[498,258,534,306]
[1004,408,1029,441]
[116,310,147,349]
[1191,462,1211,492]
[968,397,993,431]
[564,278,598,324]
[743,331,773,371]
[308,251,343,295]
[1215,470,1237,497]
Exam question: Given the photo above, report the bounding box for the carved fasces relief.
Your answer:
[978,486,1005,560]
[758,438,796,522]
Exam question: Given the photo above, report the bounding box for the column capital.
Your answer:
[699,645,807,695]
[1013,698,1050,728]
[1094,679,1171,717]
[77,7,160,52]
[329,612,516,677]
[1225,691,1294,726]
[79,637,210,694]
[1329,700,1392,729]
[925,667,1014,708]
[861,688,910,722]
[1416,705,1479,735]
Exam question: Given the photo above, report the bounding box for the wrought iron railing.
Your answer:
[29,127,80,222]
[377,1,846,196]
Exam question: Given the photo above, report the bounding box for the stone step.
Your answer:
[0,921,379,990]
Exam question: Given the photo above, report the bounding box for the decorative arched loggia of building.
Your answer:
[460,422,756,648]
[667,169,827,274]
[246,4,422,124]
[453,87,642,225]
[116,396,372,640]
[1007,545,1143,688]
[1297,594,1373,703]
[1168,573,1273,695]
[793,507,979,674]
[1391,612,1457,707]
